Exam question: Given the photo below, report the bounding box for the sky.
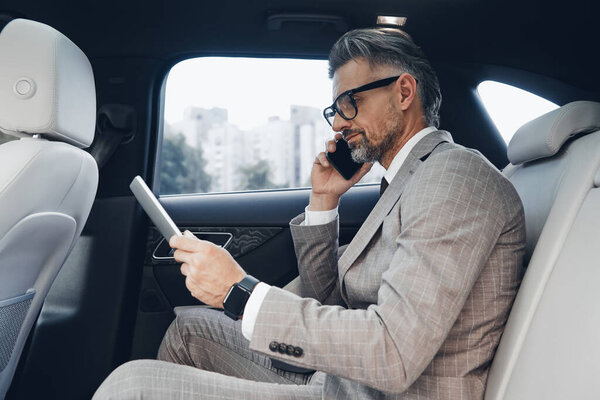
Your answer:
[477,81,558,143]
[164,57,333,130]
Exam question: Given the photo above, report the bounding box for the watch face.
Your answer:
[223,285,251,316]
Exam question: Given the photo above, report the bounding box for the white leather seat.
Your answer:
[485,101,600,399]
[0,19,98,399]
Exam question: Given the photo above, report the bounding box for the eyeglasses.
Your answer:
[322,75,401,127]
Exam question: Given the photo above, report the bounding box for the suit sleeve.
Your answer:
[249,150,510,393]
[288,213,346,306]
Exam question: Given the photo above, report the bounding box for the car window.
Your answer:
[159,57,385,195]
[477,80,559,144]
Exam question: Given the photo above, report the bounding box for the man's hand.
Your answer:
[310,132,373,211]
[170,231,246,308]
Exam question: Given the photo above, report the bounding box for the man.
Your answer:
[94,28,525,399]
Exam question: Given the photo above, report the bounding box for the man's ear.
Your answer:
[394,73,418,111]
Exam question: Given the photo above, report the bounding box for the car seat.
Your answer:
[485,101,600,399]
[0,19,98,399]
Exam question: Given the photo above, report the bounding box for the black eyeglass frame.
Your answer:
[322,75,405,127]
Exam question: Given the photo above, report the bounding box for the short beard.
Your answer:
[348,133,381,163]
[347,111,403,164]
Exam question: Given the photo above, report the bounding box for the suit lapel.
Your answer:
[338,130,453,303]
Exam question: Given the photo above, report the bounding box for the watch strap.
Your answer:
[223,308,239,320]
[238,274,260,292]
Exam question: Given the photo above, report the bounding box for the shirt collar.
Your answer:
[383,126,447,184]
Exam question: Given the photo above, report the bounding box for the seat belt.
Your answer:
[89,104,136,169]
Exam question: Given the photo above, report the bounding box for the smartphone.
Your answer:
[129,176,183,241]
[326,139,364,180]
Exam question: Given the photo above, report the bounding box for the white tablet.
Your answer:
[130,176,182,241]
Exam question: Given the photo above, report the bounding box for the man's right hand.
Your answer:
[309,132,373,211]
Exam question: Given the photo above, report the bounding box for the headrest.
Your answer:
[0,19,95,148]
[507,101,600,165]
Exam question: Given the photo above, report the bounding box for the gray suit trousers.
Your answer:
[93,307,323,399]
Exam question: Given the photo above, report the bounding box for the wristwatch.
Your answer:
[223,275,260,320]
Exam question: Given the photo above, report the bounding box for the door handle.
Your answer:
[152,231,233,260]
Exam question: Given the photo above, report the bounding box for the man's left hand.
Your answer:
[170,230,247,308]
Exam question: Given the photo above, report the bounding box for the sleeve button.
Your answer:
[286,345,295,355]
[293,347,303,357]
[278,343,287,353]
[269,341,279,352]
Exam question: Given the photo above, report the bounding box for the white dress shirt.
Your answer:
[241,126,446,340]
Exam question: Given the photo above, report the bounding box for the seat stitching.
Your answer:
[0,144,44,199]
[57,150,87,209]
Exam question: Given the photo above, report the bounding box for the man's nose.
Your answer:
[331,113,350,133]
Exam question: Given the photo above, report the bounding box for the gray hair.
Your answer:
[328,28,442,128]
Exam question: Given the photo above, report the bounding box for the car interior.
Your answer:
[0,0,597,399]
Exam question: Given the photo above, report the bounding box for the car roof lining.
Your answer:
[0,0,595,92]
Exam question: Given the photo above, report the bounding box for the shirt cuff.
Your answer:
[241,282,271,340]
[303,205,338,226]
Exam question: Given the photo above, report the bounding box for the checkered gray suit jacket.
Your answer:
[249,131,526,399]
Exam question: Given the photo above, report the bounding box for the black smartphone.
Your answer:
[326,139,364,180]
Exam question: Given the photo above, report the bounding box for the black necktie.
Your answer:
[380,178,389,196]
